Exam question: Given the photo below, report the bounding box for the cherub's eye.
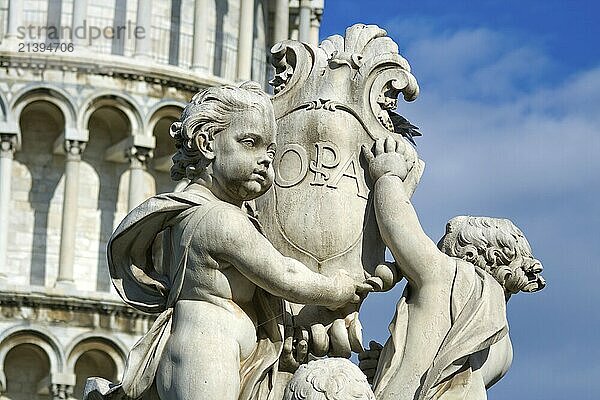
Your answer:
[241,137,256,147]
[267,150,276,159]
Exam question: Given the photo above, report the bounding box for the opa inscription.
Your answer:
[274,141,368,199]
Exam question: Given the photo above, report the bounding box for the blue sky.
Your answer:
[319,1,600,398]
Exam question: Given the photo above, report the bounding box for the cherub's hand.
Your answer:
[358,340,383,384]
[365,262,403,292]
[329,270,373,311]
[362,136,417,183]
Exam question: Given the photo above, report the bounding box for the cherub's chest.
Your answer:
[182,252,256,304]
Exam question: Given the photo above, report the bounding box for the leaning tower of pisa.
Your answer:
[0,1,323,399]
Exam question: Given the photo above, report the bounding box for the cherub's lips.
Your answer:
[522,273,546,292]
[251,170,268,183]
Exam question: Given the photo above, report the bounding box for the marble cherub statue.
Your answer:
[359,137,545,400]
[90,82,371,400]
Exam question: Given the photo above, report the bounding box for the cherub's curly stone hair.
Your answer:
[170,81,272,181]
[438,216,542,295]
[283,358,375,400]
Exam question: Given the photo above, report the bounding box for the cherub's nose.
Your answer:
[258,153,272,167]
[531,260,543,273]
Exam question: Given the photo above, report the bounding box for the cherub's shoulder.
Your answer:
[199,202,254,233]
[189,203,261,255]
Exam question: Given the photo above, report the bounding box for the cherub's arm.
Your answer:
[364,138,454,288]
[374,175,453,287]
[203,206,367,309]
[364,138,457,398]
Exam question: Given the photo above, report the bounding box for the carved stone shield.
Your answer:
[258,24,420,283]
[256,25,422,365]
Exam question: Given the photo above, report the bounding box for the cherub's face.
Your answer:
[210,106,276,204]
[519,256,546,293]
[505,254,545,294]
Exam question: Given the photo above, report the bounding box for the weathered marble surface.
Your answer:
[85,23,546,400]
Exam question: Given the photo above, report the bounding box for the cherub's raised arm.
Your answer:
[364,138,452,287]
[203,206,367,308]
[374,175,450,287]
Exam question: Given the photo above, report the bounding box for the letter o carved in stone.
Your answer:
[274,144,309,188]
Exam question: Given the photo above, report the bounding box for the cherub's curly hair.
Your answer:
[438,216,542,295]
[170,81,272,181]
[283,358,375,400]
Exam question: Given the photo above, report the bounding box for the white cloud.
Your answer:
[385,23,600,207]
[386,19,552,100]
[529,66,600,119]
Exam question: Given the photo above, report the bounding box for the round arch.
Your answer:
[146,100,185,134]
[80,92,144,136]
[65,334,127,378]
[0,327,65,382]
[147,101,183,164]
[11,84,77,131]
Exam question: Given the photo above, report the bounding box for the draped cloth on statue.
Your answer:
[106,187,284,400]
[373,259,508,400]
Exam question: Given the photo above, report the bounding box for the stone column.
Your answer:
[0,134,17,279]
[309,8,322,47]
[126,146,152,211]
[298,0,311,43]
[191,0,210,73]
[71,0,88,47]
[134,0,153,60]
[237,0,254,81]
[273,0,289,44]
[5,0,24,42]
[56,140,86,289]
